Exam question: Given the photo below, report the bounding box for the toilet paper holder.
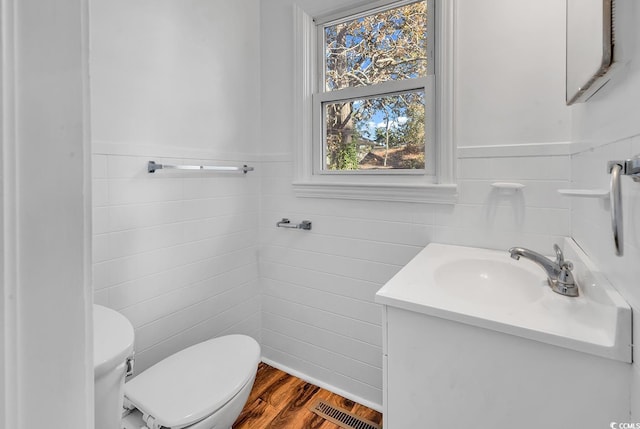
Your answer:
[276,218,312,230]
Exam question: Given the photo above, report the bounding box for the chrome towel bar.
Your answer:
[276,218,312,230]
[148,160,254,174]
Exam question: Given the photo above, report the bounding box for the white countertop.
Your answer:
[375,239,632,362]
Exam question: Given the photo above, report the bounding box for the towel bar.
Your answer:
[148,160,254,174]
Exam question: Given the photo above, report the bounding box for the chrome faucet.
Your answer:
[508,244,579,297]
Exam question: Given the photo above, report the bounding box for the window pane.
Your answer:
[324,1,428,92]
[324,91,426,171]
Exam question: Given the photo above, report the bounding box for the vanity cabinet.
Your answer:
[377,241,632,429]
[382,305,629,429]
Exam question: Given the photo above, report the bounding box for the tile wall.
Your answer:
[571,135,640,420]
[568,0,640,417]
[92,152,261,372]
[257,0,573,407]
[88,0,261,375]
[259,146,571,407]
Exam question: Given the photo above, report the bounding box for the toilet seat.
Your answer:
[124,335,260,429]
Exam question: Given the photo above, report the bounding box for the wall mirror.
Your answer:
[566,0,615,105]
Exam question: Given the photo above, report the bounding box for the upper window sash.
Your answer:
[314,0,428,26]
[316,0,434,95]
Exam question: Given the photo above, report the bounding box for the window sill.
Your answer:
[292,181,457,204]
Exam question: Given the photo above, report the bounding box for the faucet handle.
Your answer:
[554,244,574,271]
[553,244,564,266]
[557,260,575,285]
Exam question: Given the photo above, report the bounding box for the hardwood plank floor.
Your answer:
[233,363,383,429]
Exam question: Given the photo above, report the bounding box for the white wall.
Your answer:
[456,0,571,146]
[90,0,261,155]
[6,0,93,427]
[90,0,262,373]
[569,0,640,420]
[260,0,571,408]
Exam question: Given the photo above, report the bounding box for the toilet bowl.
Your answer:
[93,305,260,429]
[122,334,261,429]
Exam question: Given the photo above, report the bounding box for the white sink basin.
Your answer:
[375,238,632,362]
[433,259,545,306]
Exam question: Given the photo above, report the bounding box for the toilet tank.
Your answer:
[94,305,135,429]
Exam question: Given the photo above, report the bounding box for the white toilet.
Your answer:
[94,305,261,429]
[95,304,136,429]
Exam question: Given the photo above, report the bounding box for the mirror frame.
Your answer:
[565,0,614,105]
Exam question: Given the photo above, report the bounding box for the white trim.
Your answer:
[317,168,425,176]
[381,306,389,420]
[80,0,94,425]
[1,0,18,426]
[435,0,455,184]
[569,132,640,155]
[293,4,316,183]
[424,73,436,175]
[315,77,428,104]
[8,2,92,425]
[313,78,433,176]
[261,357,383,413]
[315,0,424,26]
[458,142,573,159]
[293,181,457,204]
[293,0,456,203]
[315,3,433,177]
[92,140,261,162]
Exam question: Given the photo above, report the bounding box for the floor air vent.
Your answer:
[309,399,381,429]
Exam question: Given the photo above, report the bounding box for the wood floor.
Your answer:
[233,363,383,429]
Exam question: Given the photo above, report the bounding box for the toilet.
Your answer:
[94,305,261,429]
[94,304,136,429]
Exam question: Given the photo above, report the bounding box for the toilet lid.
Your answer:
[124,335,260,429]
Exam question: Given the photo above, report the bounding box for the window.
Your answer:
[293,0,456,203]
[317,1,432,173]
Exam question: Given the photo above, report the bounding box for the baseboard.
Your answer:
[260,357,383,413]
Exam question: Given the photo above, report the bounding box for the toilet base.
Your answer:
[122,406,233,429]
[121,408,148,429]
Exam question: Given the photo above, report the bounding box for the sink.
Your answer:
[433,259,545,306]
[375,238,632,363]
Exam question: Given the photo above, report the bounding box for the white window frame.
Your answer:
[314,0,434,177]
[313,79,434,177]
[292,0,457,203]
